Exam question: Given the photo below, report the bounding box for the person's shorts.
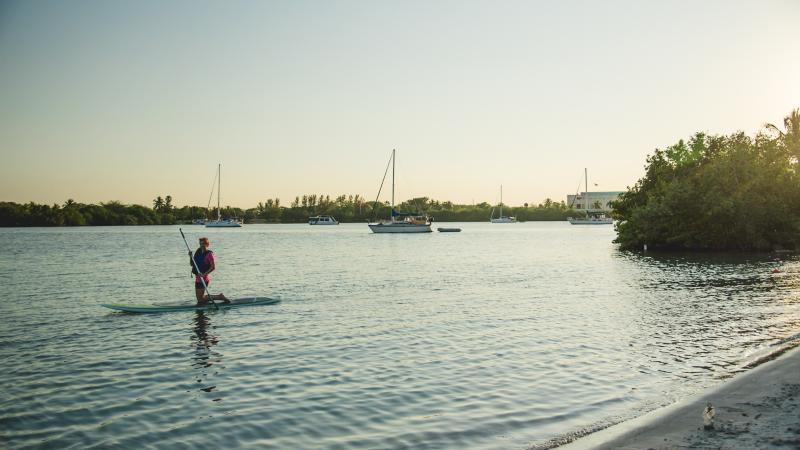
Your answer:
[195,281,210,289]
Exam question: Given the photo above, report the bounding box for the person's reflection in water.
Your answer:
[191,311,222,395]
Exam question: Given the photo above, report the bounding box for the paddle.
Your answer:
[179,228,218,310]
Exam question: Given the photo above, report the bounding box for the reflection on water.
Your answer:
[191,311,221,396]
[613,250,798,384]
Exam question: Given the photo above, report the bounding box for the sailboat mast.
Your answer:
[500,185,503,217]
[391,149,395,212]
[217,163,221,220]
[584,167,588,216]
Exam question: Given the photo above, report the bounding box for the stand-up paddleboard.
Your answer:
[102,297,280,314]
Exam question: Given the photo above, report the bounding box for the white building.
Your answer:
[566,191,624,213]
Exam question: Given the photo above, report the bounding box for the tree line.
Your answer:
[0,195,579,227]
[612,108,800,251]
[0,199,212,226]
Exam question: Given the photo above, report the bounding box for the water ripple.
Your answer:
[0,224,798,449]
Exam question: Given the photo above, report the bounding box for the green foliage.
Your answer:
[277,194,380,222]
[390,197,572,222]
[0,200,155,226]
[612,109,800,251]
[0,195,577,226]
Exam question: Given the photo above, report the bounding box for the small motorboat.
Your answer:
[309,215,339,225]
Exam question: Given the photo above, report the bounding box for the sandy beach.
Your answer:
[559,343,800,450]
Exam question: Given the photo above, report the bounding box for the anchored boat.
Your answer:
[568,168,613,225]
[309,215,339,225]
[206,164,243,227]
[490,185,517,223]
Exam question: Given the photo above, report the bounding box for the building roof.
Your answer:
[571,191,624,196]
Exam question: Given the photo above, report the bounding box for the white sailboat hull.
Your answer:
[368,223,432,233]
[490,217,517,223]
[568,217,613,225]
[205,219,243,227]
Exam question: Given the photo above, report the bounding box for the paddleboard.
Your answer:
[102,297,280,313]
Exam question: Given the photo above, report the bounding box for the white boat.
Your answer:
[490,185,517,223]
[309,215,339,225]
[206,217,243,227]
[205,164,243,228]
[368,149,432,233]
[568,168,613,225]
[568,215,613,225]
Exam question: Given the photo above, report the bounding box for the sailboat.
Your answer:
[206,164,243,228]
[568,168,612,225]
[490,185,517,223]
[368,149,432,233]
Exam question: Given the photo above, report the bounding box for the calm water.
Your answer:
[1,223,799,449]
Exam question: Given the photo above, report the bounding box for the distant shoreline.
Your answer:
[0,199,583,227]
[0,218,574,227]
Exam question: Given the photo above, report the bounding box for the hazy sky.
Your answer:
[1,0,798,208]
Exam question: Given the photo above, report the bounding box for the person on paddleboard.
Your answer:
[190,237,230,304]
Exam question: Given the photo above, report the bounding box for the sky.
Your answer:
[1,0,799,208]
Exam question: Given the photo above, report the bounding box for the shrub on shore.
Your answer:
[612,109,800,251]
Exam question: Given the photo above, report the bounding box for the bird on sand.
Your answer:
[703,403,715,430]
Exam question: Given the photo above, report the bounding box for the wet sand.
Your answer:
[560,345,800,450]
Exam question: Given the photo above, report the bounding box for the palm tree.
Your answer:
[766,108,800,160]
[153,196,164,211]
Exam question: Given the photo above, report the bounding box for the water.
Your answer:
[1,223,798,449]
